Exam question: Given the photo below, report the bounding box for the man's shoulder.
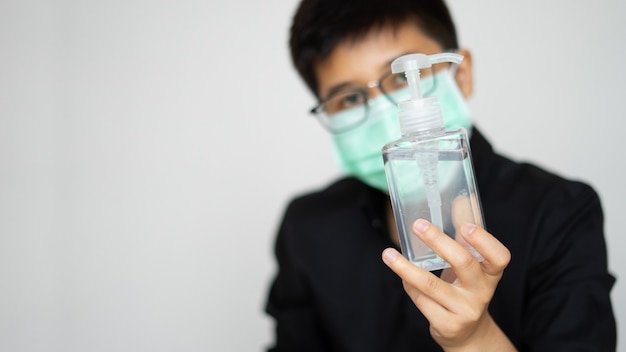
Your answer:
[276,177,378,253]
[285,177,369,216]
[478,144,602,244]
[484,149,597,204]
[471,128,598,204]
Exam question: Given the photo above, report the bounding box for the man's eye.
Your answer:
[383,73,408,92]
[339,93,365,108]
[323,91,365,114]
[392,73,408,85]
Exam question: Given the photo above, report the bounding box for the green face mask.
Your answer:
[331,69,471,192]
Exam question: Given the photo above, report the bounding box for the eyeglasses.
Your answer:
[310,62,450,134]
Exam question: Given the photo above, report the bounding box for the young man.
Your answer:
[266,1,616,351]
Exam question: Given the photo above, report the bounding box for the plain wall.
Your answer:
[1,0,624,350]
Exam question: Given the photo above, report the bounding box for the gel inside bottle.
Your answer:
[382,53,484,271]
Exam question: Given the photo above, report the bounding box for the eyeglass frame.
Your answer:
[309,58,457,134]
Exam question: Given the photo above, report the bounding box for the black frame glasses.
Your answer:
[310,67,440,134]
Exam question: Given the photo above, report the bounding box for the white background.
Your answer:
[1,0,624,351]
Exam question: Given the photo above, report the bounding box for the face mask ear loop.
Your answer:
[362,97,371,128]
[443,47,461,78]
[430,67,439,95]
[449,63,459,78]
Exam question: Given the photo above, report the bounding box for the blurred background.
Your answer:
[1,0,624,350]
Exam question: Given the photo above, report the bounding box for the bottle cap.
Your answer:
[390,53,463,134]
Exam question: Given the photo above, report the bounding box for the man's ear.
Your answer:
[455,48,473,98]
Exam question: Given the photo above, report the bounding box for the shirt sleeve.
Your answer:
[265,202,330,352]
[521,182,616,351]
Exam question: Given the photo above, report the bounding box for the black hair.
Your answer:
[289,0,459,96]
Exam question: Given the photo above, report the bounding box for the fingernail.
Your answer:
[413,219,430,233]
[462,223,476,235]
[382,248,400,264]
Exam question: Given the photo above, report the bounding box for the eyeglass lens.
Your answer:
[315,64,445,133]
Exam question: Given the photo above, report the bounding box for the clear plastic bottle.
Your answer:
[382,53,484,271]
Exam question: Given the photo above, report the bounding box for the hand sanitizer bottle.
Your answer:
[382,53,484,271]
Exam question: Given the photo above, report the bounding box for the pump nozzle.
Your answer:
[390,52,463,135]
[391,52,463,103]
[390,53,464,232]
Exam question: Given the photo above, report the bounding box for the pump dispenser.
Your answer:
[382,53,484,271]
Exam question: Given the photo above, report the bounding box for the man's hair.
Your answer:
[289,0,459,96]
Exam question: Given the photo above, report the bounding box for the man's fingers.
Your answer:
[412,219,483,285]
[459,223,511,279]
[382,248,458,310]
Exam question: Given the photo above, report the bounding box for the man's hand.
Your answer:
[382,219,516,351]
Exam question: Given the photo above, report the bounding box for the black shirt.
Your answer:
[266,128,616,351]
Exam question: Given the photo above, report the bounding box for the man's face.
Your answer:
[313,22,472,102]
